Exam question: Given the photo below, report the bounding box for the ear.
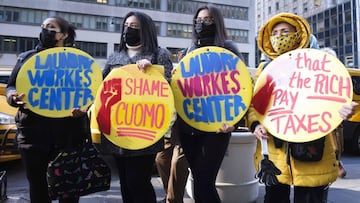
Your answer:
[61,33,69,41]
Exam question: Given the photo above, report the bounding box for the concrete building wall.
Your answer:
[0,0,256,69]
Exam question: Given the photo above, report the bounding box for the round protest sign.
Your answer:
[253,48,353,142]
[16,47,102,118]
[171,46,252,132]
[94,64,175,150]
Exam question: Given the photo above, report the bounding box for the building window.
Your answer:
[276,2,280,10]
[227,29,249,43]
[58,12,112,32]
[167,23,192,38]
[317,19,325,32]
[344,10,351,22]
[330,37,338,47]
[0,35,38,53]
[330,15,337,27]
[76,41,107,58]
[167,0,248,20]
[0,6,47,25]
[241,53,249,66]
[345,32,352,45]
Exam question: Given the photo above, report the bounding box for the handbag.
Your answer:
[289,136,326,162]
[47,138,111,199]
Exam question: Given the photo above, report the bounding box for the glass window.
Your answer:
[345,45,352,54]
[345,32,352,45]
[76,41,107,58]
[3,36,17,52]
[89,16,96,29]
[345,10,351,23]
[330,15,337,27]
[5,10,12,22]
[317,19,325,32]
[167,23,192,38]
[331,28,337,35]
[0,35,37,53]
[227,29,248,43]
[12,9,20,22]
[167,0,247,20]
[241,53,249,66]
[330,37,338,47]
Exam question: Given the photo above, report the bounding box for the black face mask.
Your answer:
[39,28,58,48]
[194,23,216,47]
[195,23,216,38]
[123,27,141,46]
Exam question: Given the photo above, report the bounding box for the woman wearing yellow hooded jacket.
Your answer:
[247,13,357,203]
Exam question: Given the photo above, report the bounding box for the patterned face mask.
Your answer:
[270,32,300,54]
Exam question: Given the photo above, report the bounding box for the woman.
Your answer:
[6,16,87,203]
[175,4,245,203]
[248,12,357,203]
[100,11,173,203]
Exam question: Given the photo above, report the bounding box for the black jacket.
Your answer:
[6,49,88,151]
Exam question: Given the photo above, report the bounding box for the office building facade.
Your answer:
[0,0,256,70]
[255,0,359,68]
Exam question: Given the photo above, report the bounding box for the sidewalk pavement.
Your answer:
[3,155,360,203]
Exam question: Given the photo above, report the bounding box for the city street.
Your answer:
[1,152,360,203]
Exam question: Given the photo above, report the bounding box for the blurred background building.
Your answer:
[255,0,359,68]
[1,0,359,71]
[0,0,256,70]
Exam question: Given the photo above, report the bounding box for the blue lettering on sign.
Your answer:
[27,51,95,111]
[183,95,246,123]
[181,51,239,78]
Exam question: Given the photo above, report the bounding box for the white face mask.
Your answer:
[270,32,300,54]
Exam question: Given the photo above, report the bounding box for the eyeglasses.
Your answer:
[41,24,61,33]
[124,23,140,29]
[194,16,214,25]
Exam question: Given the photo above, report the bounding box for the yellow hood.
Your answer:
[258,13,311,60]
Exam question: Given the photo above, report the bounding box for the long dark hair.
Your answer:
[52,16,76,47]
[119,11,158,54]
[192,4,228,47]
[37,16,76,49]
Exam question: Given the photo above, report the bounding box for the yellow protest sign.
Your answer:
[171,46,252,132]
[94,64,174,150]
[16,47,102,118]
[253,48,353,142]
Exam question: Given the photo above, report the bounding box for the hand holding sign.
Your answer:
[170,46,252,132]
[253,48,353,142]
[94,64,175,150]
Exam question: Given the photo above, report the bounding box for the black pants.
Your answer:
[264,183,328,203]
[179,132,231,203]
[113,154,157,203]
[19,148,79,203]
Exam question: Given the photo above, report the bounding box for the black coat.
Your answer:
[6,49,88,151]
